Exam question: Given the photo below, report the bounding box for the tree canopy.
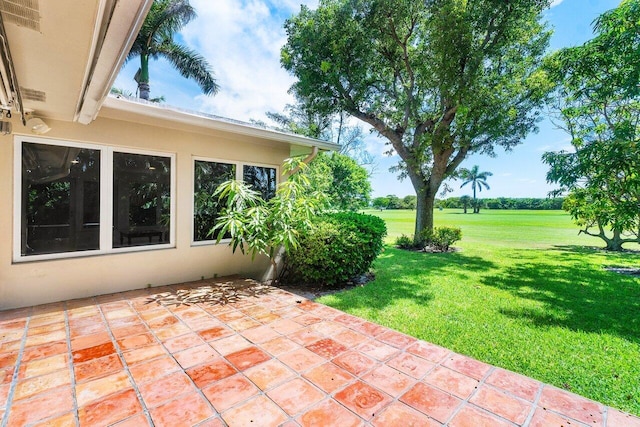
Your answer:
[543,0,640,251]
[128,0,218,100]
[306,152,372,211]
[282,0,552,241]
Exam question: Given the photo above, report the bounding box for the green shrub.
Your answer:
[395,234,415,249]
[283,212,387,286]
[422,226,462,251]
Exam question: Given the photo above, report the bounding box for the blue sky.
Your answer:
[114,0,621,198]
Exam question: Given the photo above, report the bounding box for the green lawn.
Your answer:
[317,209,640,415]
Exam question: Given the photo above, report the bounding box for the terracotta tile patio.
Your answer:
[1,278,639,426]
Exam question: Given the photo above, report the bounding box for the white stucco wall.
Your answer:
[0,111,294,309]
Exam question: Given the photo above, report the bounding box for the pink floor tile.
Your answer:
[539,386,604,425]
[485,367,542,402]
[400,382,461,423]
[303,362,354,394]
[334,380,392,420]
[424,365,480,399]
[150,392,215,427]
[297,399,362,427]
[138,371,196,408]
[470,384,532,424]
[1,278,638,427]
[268,378,325,416]
[225,346,271,371]
[306,338,347,359]
[449,404,513,427]
[362,364,415,398]
[244,359,296,391]
[78,388,142,426]
[222,395,288,426]
[186,358,237,388]
[202,373,260,412]
[173,344,218,369]
[373,401,440,427]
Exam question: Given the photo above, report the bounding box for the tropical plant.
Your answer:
[542,0,640,251]
[282,0,552,244]
[212,158,326,282]
[459,166,492,213]
[127,0,218,100]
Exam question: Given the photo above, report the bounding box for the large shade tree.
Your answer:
[128,0,218,100]
[282,0,552,241]
[543,0,640,251]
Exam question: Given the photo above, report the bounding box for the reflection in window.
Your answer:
[21,142,100,256]
[113,152,171,248]
[243,165,276,200]
[194,161,235,241]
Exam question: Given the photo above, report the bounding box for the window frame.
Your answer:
[191,156,279,246]
[13,136,176,262]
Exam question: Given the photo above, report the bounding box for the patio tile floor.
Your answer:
[1,278,639,426]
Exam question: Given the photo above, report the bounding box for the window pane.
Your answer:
[194,161,235,241]
[21,142,100,256]
[243,165,276,200]
[113,152,171,248]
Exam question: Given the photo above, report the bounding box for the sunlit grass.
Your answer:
[318,209,640,415]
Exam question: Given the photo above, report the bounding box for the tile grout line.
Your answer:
[0,307,32,427]
[522,380,545,426]
[133,297,223,424]
[63,301,81,426]
[96,298,155,426]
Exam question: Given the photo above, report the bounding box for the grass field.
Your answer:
[317,209,640,415]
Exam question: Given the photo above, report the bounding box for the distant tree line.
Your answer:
[373,196,564,211]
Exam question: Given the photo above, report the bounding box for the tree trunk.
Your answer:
[138,83,150,100]
[414,187,436,244]
[138,54,151,100]
[604,229,624,251]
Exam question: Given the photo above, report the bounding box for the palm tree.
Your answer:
[460,166,492,213]
[127,0,219,100]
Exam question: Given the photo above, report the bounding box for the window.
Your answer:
[243,165,277,200]
[15,138,174,261]
[193,160,235,241]
[21,142,101,256]
[113,152,172,248]
[192,160,278,245]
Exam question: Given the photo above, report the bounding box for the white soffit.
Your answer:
[1,0,151,122]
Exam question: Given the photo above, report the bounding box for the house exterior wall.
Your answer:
[0,114,291,309]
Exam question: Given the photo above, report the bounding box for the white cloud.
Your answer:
[179,0,319,122]
[550,0,565,7]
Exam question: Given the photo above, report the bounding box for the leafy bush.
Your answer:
[395,234,415,249]
[422,226,462,251]
[283,212,387,286]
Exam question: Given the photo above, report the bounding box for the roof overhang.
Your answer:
[100,96,341,152]
[0,0,151,123]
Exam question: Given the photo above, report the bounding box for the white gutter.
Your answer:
[101,96,340,151]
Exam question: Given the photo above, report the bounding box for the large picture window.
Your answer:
[113,152,172,248]
[192,160,278,245]
[21,143,101,256]
[193,160,235,241]
[15,138,174,261]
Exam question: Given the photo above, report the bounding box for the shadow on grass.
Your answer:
[321,248,497,312]
[481,245,640,343]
